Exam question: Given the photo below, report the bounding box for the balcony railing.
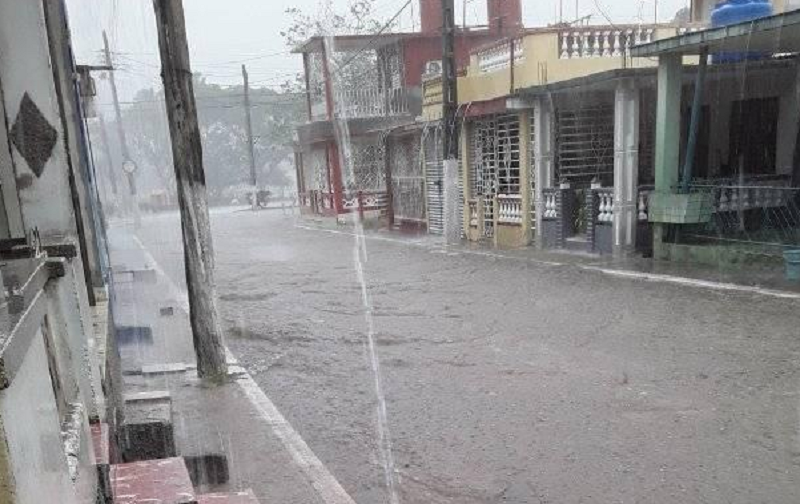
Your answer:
[333,88,410,119]
[559,27,655,59]
[477,38,524,73]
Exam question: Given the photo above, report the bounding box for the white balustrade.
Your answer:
[469,200,479,227]
[477,38,524,73]
[711,184,795,213]
[333,88,409,118]
[596,191,614,223]
[497,194,523,225]
[543,191,559,219]
[637,191,650,221]
[559,27,655,59]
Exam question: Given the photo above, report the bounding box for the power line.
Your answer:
[111,49,293,67]
[332,0,413,76]
[591,0,617,27]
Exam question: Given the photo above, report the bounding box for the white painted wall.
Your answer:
[0,0,77,240]
[0,334,79,504]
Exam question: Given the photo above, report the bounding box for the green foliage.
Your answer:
[108,75,304,197]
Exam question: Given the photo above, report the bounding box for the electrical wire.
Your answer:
[332,0,412,76]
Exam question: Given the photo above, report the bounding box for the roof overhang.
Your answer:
[508,58,795,107]
[292,27,497,54]
[631,10,800,57]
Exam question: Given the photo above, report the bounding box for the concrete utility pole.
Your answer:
[242,64,258,210]
[441,0,461,244]
[152,0,227,380]
[103,32,136,198]
[97,115,118,195]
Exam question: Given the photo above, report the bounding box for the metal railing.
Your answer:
[685,181,800,253]
[333,88,410,118]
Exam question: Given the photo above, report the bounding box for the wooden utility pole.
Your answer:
[441,0,461,244]
[441,0,458,161]
[103,31,136,198]
[242,64,257,210]
[152,0,227,380]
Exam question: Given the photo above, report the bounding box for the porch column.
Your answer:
[533,96,555,249]
[519,109,532,243]
[613,78,640,257]
[653,54,682,257]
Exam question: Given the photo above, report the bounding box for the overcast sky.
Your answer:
[67,0,688,103]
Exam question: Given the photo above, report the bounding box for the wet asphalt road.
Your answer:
[134,208,800,504]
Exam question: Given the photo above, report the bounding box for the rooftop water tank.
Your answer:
[710,0,773,62]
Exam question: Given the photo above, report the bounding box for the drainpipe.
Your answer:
[681,47,708,193]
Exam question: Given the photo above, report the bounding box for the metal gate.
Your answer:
[389,133,425,225]
[470,114,521,238]
[424,125,444,234]
[556,103,614,186]
[529,112,536,234]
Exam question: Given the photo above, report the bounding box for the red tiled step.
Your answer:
[111,457,196,504]
[197,490,259,504]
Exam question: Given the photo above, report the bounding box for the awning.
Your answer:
[631,10,800,57]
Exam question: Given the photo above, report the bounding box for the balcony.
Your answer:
[453,23,683,105]
[333,87,413,119]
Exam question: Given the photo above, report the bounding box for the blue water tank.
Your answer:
[710,0,773,62]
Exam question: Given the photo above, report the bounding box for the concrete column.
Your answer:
[533,96,555,248]
[653,54,682,256]
[613,79,640,257]
[460,121,472,233]
[518,109,532,244]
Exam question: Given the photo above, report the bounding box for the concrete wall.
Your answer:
[456,27,676,105]
[0,333,84,504]
[0,1,77,240]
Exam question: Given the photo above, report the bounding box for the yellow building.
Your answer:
[422,22,691,253]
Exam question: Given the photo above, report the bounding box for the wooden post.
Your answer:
[152,0,227,380]
[357,190,365,222]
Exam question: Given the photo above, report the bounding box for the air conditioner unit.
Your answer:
[424,60,442,76]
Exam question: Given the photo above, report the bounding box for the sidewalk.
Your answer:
[296,220,800,297]
[107,227,347,504]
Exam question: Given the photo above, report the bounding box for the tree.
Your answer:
[281,0,384,48]
[99,75,304,204]
[281,0,388,91]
